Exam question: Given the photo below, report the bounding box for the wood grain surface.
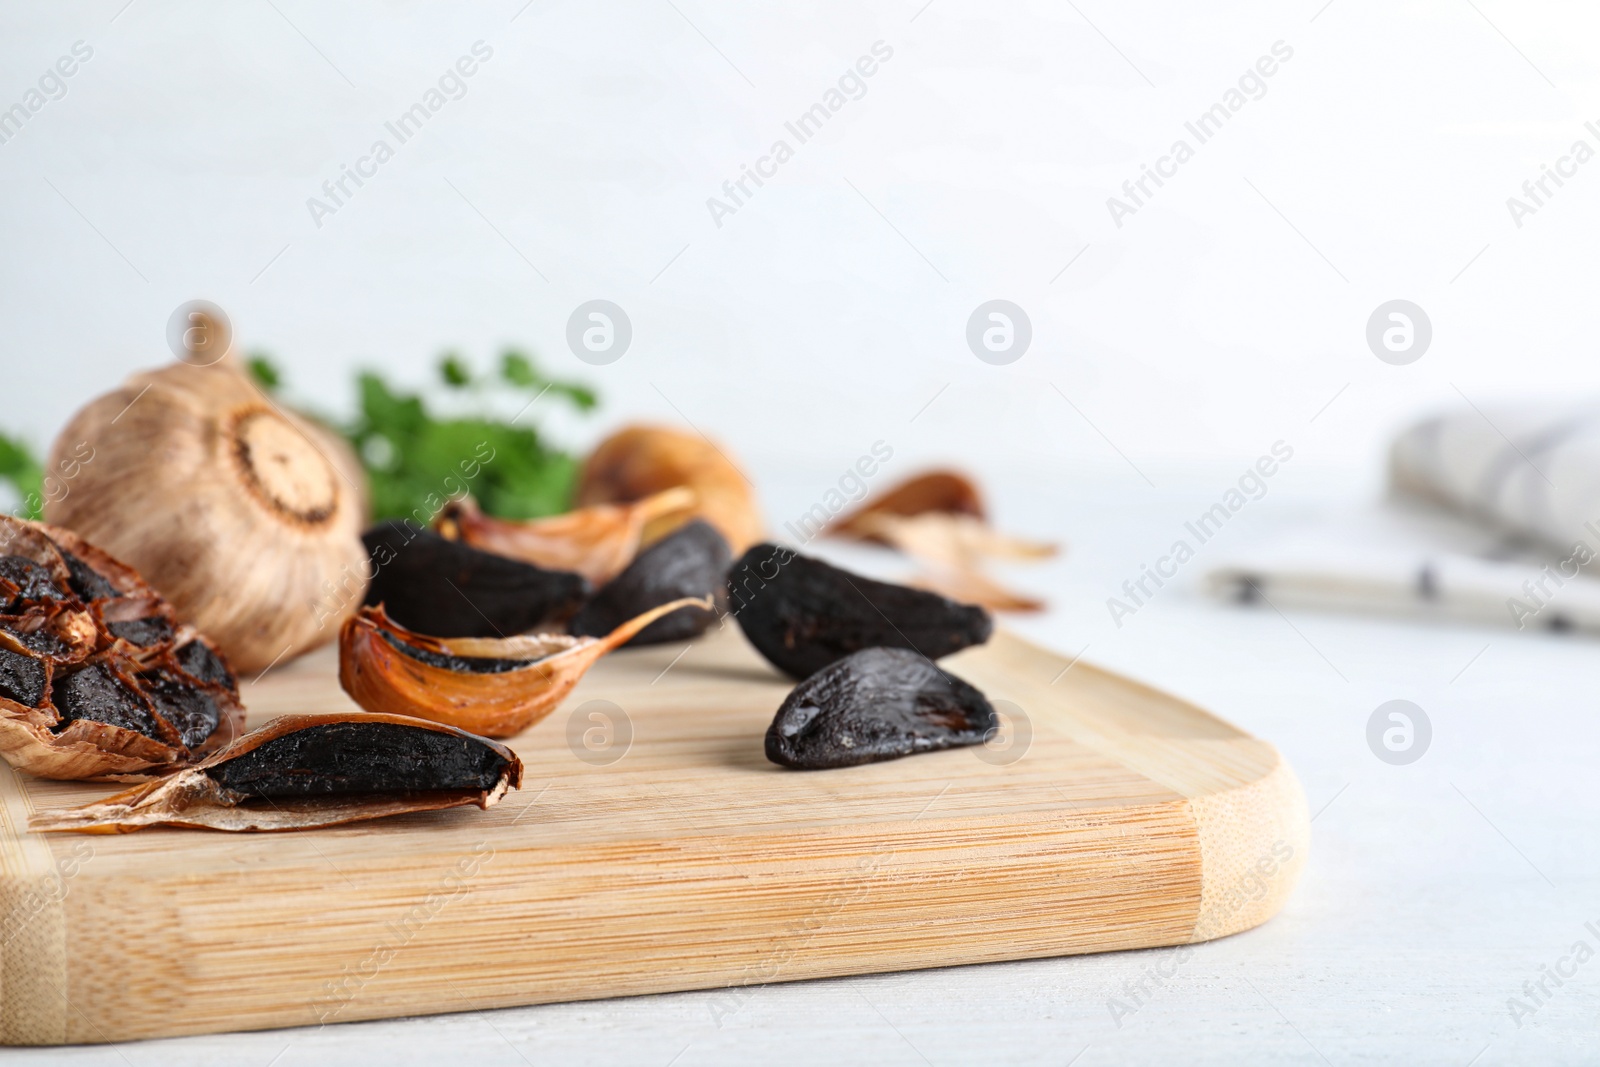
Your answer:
[0,624,1307,1045]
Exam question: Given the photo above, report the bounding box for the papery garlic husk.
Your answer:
[0,516,244,780]
[863,512,1055,612]
[827,470,987,540]
[45,357,369,673]
[847,511,1057,564]
[825,470,1056,613]
[575,425,763,555]
[908,564,1046,613]
[436,486,696,585]
[339,596,711,738]
[31,711,521,834]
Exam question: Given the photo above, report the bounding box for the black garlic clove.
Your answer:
[727,543,993,678]
[362,519,590,638]
[206,719,513,799]
[53,660,171,742]
[0,555,68,606]
[106,616,176,648]
[136,668,228,751]
[765,647,997,769]
[32,712,523,833]
[56,549,122,601]
[569,520,731,647]
[174,638,235,690]
[0,646,47,708]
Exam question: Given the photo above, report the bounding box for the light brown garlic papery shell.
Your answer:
[304,414,369,525]
[575,425,763,555]
[823,469,1058,613]
[435,486,697,585]
[339,596,711,738]
[826,470,988,541]
[44,360,368,673]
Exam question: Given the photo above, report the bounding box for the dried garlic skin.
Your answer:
[826,470,1056,613]
[45,360,368,673]
[362,519,590,638]
[726,544,993,679]
[0,517,243,780]
[570,520,730,647]
[340,597,710,738]
[826,470,987,540]
[436,487,697,586]
[31,712,522,834]
[766,648,996,769]
[575,425,764,555]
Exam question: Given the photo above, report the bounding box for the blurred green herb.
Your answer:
[246,350,595,523]
[245,354,281,391]
[0,432,43,520]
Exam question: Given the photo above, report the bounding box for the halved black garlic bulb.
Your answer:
[0,516,242,780]
[569,519,730,647]
[727,543,992,679]
[765,648,997,769]
[31,712,522,833]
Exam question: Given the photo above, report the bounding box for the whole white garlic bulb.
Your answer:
[44,358,369,673]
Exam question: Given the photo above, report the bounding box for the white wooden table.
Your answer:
[13,477,1592,1065]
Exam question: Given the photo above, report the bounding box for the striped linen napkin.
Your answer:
[1204,405,1600,634]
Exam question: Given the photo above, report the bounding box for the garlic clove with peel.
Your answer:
[338,596,711,738]
[435,486,697,585]
[44,359,369,673]
[31,711,522,834]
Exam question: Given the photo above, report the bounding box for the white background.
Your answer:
[5,1,1600,1063]
[6,0,1600,489]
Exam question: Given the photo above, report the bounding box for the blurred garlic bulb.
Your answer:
[44,356,369,673]
[576,424,763,554]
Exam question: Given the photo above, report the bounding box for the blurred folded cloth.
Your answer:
[1389,402,1600,552]
[1204,404,1600,634]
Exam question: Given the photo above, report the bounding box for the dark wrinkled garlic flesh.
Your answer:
[362,519,590,638]
[0,517,243,780]
[569,520,730,647]
[341,596,712,738]
[31,712,523,833]
[727,543,993,679]
[766,648,997,769]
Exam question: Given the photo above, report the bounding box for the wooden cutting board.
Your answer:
[0,625,1308,1045]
